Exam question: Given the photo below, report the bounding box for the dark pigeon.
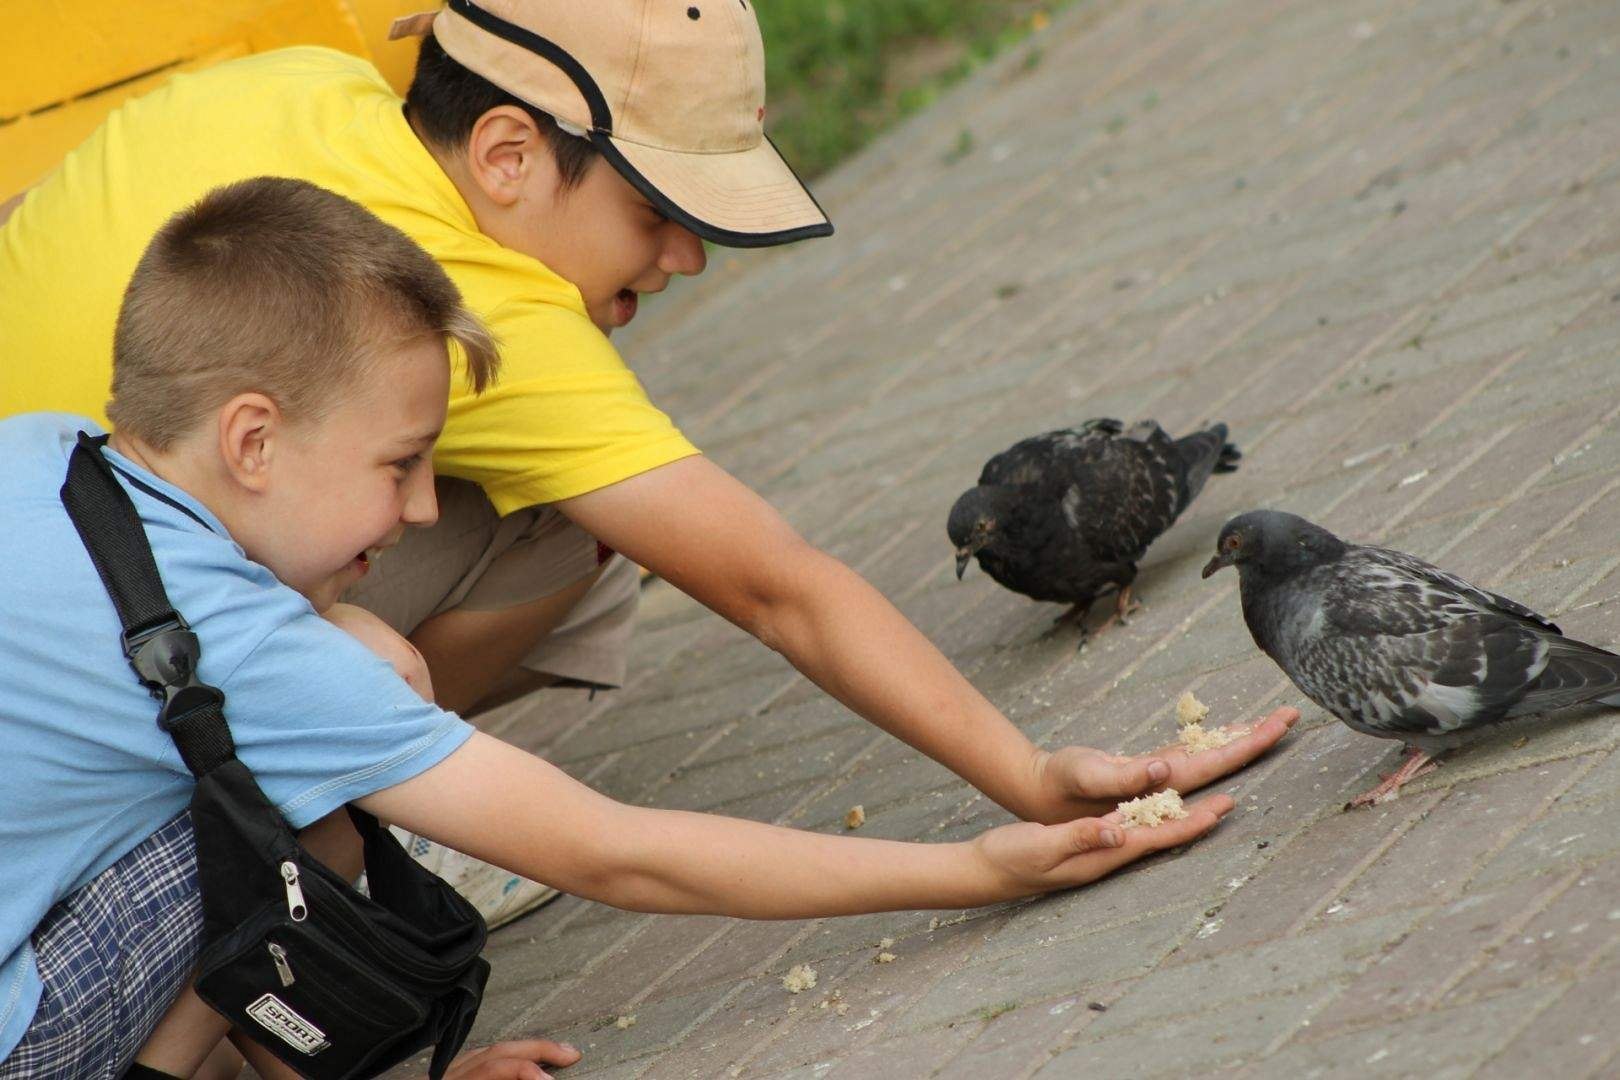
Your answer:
[1202,509,1620,807]
[948,418,1240,644]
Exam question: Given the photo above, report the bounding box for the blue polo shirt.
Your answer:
[0,413,474,1062]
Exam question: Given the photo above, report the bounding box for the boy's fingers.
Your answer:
[1086,794,1234,867]
[1063,817,1124,855]
[1126,795,1234,851]
[1067,751,1171,798]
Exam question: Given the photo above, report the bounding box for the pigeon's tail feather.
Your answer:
[1513,637,1620,716]
[1174,423,1237,508]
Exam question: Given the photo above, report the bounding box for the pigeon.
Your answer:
[948,418,1240,644]
[1202,509,1620,808]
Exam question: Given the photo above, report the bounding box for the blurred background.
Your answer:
[0,0,1061,200]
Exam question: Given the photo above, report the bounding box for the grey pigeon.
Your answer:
[948,418,1240,644]
[1202,510,1620,807]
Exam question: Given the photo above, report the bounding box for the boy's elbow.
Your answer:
[732,540,837,655]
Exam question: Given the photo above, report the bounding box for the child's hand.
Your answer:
[1022,707,1298,823]
[439,1039,581,1080]
[321,602,435,701]
[970,793,1234,899]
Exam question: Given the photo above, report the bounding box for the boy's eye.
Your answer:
[391,454,422,473]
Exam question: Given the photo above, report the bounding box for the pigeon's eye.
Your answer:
[1223,535,1240,552]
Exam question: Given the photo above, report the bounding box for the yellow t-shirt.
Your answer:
[0,47,699,515]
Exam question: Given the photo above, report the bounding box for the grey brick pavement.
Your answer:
[442,0,1620,1075]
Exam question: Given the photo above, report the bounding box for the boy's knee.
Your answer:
[321,602,435,700]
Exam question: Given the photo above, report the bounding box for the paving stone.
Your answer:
[822,1024,984,1080]
[896,907,1196,1033]
[1084,911,1413,1037]
[1325,757,1592,920]
[931,991,1115,1080]
[1470,782,1620,889]
[1249,987,1555,1079]
[1446,854,1620,1002]
[1307,874,1554,1033]
[1033,987,1329,1079]
[1472,962,1620,1078]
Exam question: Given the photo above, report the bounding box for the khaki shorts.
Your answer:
[342,477,638,690]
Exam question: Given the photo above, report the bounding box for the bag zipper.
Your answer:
[267,942,295,987]
[280,861,308,921]
[297,870,467,983]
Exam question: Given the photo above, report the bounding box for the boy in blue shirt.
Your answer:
[0,177,1286,1078]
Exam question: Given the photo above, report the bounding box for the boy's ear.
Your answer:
[216,392,282,493]
[465,106,556,207]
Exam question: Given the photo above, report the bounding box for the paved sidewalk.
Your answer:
[451,0,1620,1075]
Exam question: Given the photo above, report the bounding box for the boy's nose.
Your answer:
[659,224,707,277]
[402,466,439,527]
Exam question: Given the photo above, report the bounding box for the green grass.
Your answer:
[755,1,1069,178]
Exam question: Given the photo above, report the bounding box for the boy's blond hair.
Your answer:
[108,176,498,449]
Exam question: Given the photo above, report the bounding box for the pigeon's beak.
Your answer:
[1201,553,1230,579]
[955,547,973,579]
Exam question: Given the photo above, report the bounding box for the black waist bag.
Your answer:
[61,432,490,1079]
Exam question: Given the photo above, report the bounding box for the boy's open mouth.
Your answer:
[352,546,384,576]
[612,288,638,326]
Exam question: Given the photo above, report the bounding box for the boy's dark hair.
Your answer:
[407,34,599,189]
[108,177,499,450]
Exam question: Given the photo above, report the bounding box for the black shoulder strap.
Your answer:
[60,431,236,776]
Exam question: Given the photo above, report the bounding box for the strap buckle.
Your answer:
[121,616,223,731]
[121,614,195,696]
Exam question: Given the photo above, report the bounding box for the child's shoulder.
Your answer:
[186,44,389,92]
[0,411,97,497]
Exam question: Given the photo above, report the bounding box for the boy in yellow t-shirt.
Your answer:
[0,0,1296,922]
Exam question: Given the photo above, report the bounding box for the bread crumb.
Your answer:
[835,1003,851,1017]
[781,964,818,994]
[927,917,940,932]
[1116,789,1189,828]
[1175,691,1209,726]
[844,805,866,830]
[613,1015,636,1029]
[878,937,894,949]
[875,952,897,964]
[1179,722,1240,754]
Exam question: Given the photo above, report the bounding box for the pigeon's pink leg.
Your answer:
[1346,746,1439,809]
[1088,587,1141,637]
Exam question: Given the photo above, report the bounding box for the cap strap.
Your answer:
[446,0,613,132]
[388,10,438,40]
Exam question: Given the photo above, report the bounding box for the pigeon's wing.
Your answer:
[978,419,1122,487]
[1064,423,1183,562]
[1364,546,1561,634]
[1297,555,1549,738]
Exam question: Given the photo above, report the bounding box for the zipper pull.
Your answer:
[268,942,295,987]
[280,861,308,921]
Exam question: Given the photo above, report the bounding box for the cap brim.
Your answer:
[594,132,833,249]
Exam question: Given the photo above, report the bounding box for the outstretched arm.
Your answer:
[360,732,1234,918]
[559,456,1294,823]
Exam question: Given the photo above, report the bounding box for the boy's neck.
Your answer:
[407,112,500,237]
[108,430,229,528]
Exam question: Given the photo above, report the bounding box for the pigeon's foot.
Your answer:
[1112,587,1142,625]
[1041,603,1093,647]
[1050,603,1091,628]
[1087,587,1141,641]
[1345,747,1439,810]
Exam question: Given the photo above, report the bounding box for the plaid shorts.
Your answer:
[0,814,202,1080]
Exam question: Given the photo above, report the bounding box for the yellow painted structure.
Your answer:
[0,0,430,199]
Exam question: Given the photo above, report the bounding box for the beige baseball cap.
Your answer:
[390,0,833,248]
